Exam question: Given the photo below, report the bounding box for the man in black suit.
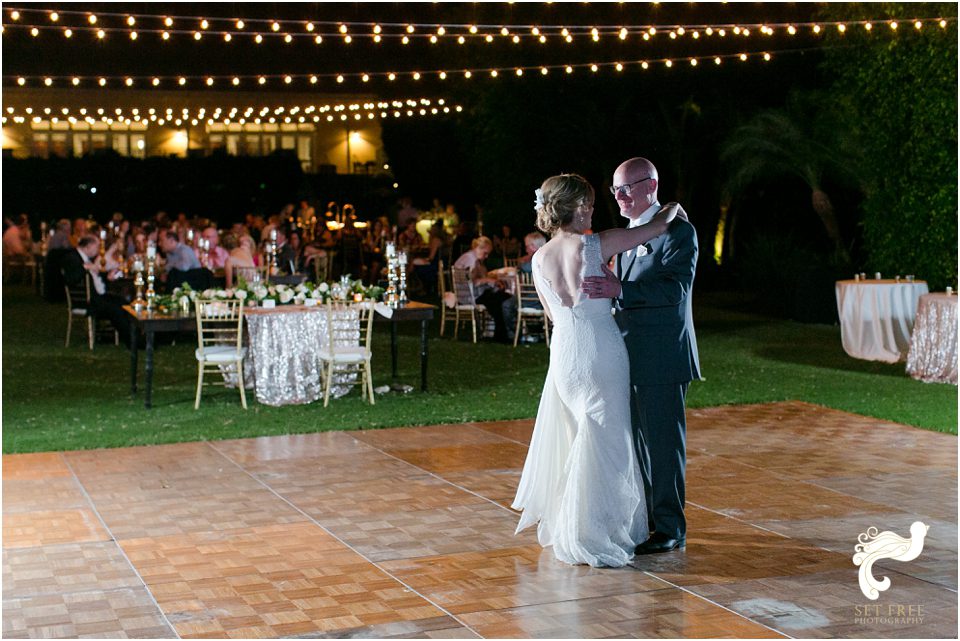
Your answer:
[61,234,132,345]
[583,157,701,555]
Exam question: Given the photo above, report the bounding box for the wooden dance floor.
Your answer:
[3,401,956,638]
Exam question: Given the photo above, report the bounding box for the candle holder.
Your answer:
[98,229,107,271]
[397,251,408,305]
[132,258,146,311]
[266,241,278,281]
[144,244,157,311]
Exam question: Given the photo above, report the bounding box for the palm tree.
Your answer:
[721,97,856,263]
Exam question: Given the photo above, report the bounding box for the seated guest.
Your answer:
[287,230,305,273]
[494,224,521,261]
[222,232,256,288]
[334,219,365,280]
[201,226,229,270]
[2,214,29,259]
[397,220,424,254]
[412,220,450,295]
[270,229,298,275]
[61,234,132,344]
[159,228,201,287]
[517,232,546,311]
[70,218,88,248]
[454,236,516,343]
[48,219,74,250]
[517,232,547,274]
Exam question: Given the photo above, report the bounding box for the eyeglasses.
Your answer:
[609,176,653,197]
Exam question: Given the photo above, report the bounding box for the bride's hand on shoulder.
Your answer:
[652,202,688,229]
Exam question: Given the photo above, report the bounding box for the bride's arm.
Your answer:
[597,203,681,262]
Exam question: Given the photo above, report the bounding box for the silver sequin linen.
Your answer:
[906,293,958,385]
[238,306,359,406]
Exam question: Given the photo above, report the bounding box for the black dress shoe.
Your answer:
[635,532,685,555]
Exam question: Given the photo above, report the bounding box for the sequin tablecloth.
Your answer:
[906,293,958,385]
[240,305,359,406]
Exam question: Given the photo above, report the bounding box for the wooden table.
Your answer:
[374,301,436,391]
[123,306,196,409]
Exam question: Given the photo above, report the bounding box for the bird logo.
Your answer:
[852,521,929,600]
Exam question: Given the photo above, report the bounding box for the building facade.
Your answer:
[1,88,393,175]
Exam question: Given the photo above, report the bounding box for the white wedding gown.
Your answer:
[512,233,648,567]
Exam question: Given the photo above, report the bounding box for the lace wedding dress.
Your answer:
[512,233,648,567]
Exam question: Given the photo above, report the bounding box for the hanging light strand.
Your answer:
[4,45,825,89]
[1,98,463,126]
[2,7,953,45]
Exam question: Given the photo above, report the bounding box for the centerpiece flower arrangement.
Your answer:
[152,277,384,313]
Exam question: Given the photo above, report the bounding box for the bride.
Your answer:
[513,173,679,567]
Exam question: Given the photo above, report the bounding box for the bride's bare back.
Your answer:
[534,233,587,308]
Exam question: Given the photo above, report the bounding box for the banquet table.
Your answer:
[835,279,929,362]
[124,306,197,409]
[373,301,436,391]
[906,293,958,384]
[242,304,358,406]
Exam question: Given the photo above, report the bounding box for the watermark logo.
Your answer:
[852,521,929,600]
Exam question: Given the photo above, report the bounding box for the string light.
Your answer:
[2,8,950,46]
[2,98,459,127]
[8,47,796,89]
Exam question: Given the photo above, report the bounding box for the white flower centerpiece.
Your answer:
[154,277,384,312]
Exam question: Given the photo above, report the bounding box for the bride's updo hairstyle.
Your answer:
[535,173,595,235]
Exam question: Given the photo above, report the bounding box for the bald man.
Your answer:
[582,157,701,555]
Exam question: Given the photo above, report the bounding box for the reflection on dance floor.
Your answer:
[3,401,956,638]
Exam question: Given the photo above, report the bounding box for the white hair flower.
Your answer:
[534,188,545,209]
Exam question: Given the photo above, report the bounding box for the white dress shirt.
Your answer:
[79,249,106,295]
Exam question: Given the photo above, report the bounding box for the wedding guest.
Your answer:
[201,226,229,270]
[60,234,132,344]
[396,197,419,229]
[222,232,255,288]
[494,224,522,261]
[413,220,450,295]
[159,228,201,281]
[398,220,424,254]
[71,218,88,247]
[518,232,547,274]
[454,236,516,343]
[2,214,29,258]
[48,219,74,250]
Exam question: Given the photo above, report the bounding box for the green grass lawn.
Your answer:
[2,285,955,453]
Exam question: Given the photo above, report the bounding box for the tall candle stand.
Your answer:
[198,238,209,269]
[98,229,107,271]
[145,244,157,311]
[132,257,146,311]
[397,251,408,305]
[384,242,398,307]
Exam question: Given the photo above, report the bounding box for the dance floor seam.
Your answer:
[59,453,185,640]
[4,401,956,639]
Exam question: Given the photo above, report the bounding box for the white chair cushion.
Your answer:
[519,308,545,315]
[196,345,245,363]
[319,346,369,364]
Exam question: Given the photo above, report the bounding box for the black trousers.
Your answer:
[476,289,513,341]
[630,382,689,541]
[90,293,134,346]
